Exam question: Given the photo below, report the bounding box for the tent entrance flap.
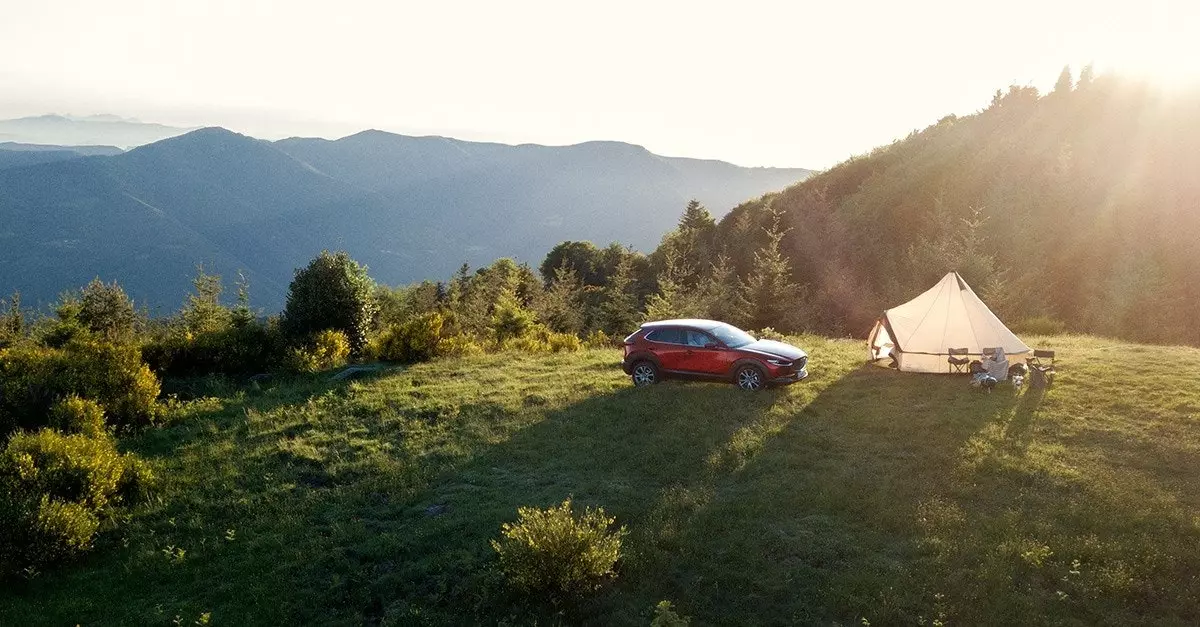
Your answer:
[867,272,1030,373]
[868,319,894,361]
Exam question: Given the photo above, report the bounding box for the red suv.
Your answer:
[622,319,808,390]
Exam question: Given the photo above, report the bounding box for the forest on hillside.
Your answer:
[746,67,1200,344]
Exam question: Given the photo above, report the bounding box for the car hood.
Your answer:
[739,339,807,361]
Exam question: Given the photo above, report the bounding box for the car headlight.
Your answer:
[766,358,793,367]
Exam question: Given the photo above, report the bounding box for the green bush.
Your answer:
[651,600,691,626]
[286,329,351,373]
[491,498,626,597]
[77,279,139,342]
[0,428,150,576]
[1013,316,1067,336]
[582,329,615,349]
[435,333,485,358]
[49,396,107,437]
[756,327,786,341]
[281,251,378,354]
[374,312,445,362]
[0,339,160,437]
[142,318,283,377]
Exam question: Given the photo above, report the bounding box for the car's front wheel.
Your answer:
[631,361,659,387]
[735,364,765,391]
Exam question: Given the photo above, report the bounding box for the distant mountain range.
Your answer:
[0,114,193,148]
[0,124,812,312]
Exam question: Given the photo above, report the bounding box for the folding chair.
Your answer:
[948,347,970,373]
[1027,349,1056,387]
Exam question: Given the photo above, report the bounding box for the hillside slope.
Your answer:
[718,76,1200,345]
[0,128,811,311]
[2,336,1198,625]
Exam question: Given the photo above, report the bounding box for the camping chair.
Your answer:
[948,347,970,373]
[982,347,1009,381]
[1027,349,1056,387]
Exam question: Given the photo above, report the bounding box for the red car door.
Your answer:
[682,329,730,375]
[645,328,689,371]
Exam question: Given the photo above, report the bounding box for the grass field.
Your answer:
[2,335,1200,625]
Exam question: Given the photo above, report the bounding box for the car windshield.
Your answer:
[708,323,755,348]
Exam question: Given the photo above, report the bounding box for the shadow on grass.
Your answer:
[2,361,1045,626]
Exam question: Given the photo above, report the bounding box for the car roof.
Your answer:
[640,318,724,331]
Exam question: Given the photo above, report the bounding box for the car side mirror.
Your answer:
[704,342,718,349]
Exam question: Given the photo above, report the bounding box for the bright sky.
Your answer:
[1,0,1197,168]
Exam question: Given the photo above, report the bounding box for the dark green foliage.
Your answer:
[281,251,378,353]
[596,253,640,336]
[0,428,147,577]
[77,279,138,342]
[0,292,24,348]
[537,264,585,334]
[738,212,803,331]
[142,269,284,377]
[0,339,160,437]
[491,499,626,598]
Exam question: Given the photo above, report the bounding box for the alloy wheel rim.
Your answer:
[738,368,762,390]
[633,364,655,385]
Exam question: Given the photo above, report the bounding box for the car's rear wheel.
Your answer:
[735,364,765,391]
[631,361,659,387]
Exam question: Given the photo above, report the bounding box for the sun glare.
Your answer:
[1084,2,1200,90]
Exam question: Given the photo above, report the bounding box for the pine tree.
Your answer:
[597,253,639,335]
[698,254,746,325]
[1078,63,1094,88]
[1054,65,1073,94]
[643,248,701,321]
[539,263,585,334]
[738,213,801,331]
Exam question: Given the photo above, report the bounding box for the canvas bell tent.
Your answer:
[868,271,1030,373]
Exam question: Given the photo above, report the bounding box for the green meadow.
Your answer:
[3,335,1199,625]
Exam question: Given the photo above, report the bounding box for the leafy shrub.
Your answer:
[0,339,160,437]
[1013,316,1067,336]
[0,429,150,576]
[651,600,691,626]
[583,329,615,349]
[375,312,445,362]
[281,251,378,354]
[436,333,485,358]
[142,318,283,377]
[545,331,583,353]
[49,396,107,437]
[497,326,583,353]
[491,498,626,597]
[286,329,351,373]
[492,292,537,343]
[77,279,139,342]
[756,327,786,341]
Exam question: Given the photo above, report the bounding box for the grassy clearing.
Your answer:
[2,335,1200,625]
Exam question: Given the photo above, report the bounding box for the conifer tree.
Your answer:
[539,263,585,334]
[1054,65,1073,94]
[738,212,801,331]
[643,248,700,321]
[1078,63,1094,87]
[597,253,639,335]
[698,254,746,325]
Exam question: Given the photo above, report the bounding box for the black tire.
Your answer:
[631,361,659,387]
[734,364,766,391]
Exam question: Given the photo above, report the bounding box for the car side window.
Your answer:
[686,330,713,347]
[645,328,684,344]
